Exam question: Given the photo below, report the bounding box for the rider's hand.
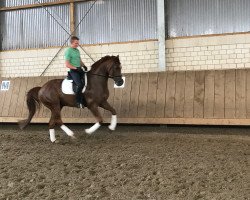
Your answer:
[76,67,83,73]
[81,64,88,71]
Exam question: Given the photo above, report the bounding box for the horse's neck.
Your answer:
[90,63,109,80]
[88,63,109,89]
[90,62,107,74]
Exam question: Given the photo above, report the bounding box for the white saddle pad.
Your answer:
[61,73,87,95]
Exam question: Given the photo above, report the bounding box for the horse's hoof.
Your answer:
[108,125,116,131]
[71,135,77,140]
[85,129,93,135]
[53,140,60,144]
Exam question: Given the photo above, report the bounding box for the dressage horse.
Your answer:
[19,55,123,142]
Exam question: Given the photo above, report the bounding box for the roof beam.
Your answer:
[0,0,90,11]
[70,2,75,35]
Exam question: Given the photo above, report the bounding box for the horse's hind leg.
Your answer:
[47,105,75,142]
[100,101,117,131]
[85,104,103,135]
[48,115,56,143]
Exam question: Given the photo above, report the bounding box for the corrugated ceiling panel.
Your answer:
[0,4,70,50]
[75,0,157,44]
[167,0,250,37]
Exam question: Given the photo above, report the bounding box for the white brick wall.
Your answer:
[0,33,250,77]
[0,41,159,77]
[166,33,250,71]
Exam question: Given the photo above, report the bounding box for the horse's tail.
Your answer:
[18,87,41,130]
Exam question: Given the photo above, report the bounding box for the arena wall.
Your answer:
[1,69,250,125]
[0,33,250,77]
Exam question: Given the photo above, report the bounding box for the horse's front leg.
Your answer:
[85,104,103,135]
[100,101,117,131]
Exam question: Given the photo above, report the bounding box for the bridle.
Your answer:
[87,63,122,79]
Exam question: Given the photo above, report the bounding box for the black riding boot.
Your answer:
[76,86,83,108]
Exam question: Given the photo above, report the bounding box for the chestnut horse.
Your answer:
[19,55,123,142]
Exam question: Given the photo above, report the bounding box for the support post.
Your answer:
[70,2,75,35]
[157,0,166,71]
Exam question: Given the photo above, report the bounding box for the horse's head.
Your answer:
[107,55,124,86]
[91,55,124,86]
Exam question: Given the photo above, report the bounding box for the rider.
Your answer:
[65,36,86,108]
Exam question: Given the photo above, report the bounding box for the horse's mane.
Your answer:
[91,55,118,70]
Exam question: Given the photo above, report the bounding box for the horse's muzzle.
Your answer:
[114,77,124,86]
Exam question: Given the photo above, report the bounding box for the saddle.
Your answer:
[67,72,86,93]
[61,72,87,95]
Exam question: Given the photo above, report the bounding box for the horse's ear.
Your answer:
[117,55,119,59]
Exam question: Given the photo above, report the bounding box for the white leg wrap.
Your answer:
[85,122,101,135]
[60,125,74,137]
[49,129,56,143]
[108,115,117,131]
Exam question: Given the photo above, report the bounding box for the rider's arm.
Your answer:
[65,49,77,70]
[81,60,92,71]
[80,60,85,66]
[65,60,77,70]
[80,60,90,71]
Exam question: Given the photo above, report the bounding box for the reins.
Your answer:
[87,72,121,79]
